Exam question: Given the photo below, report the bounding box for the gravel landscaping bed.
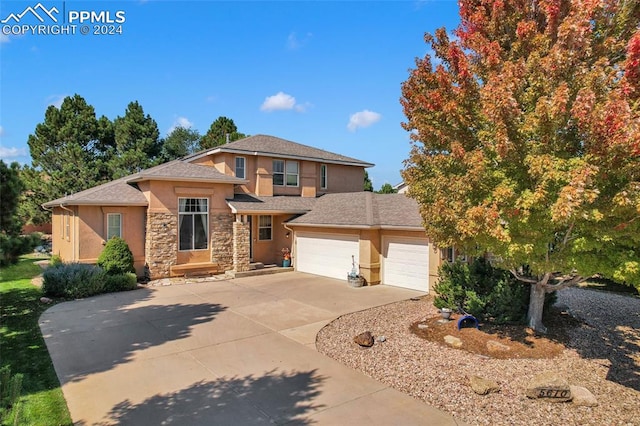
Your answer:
[316,287,640,425]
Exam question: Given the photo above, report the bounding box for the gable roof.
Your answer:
[43,160,246,207]
[287,192,425,230]
[188,134,374,168]
[226,194,317,214]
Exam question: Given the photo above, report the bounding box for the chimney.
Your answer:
[225,133,230,144]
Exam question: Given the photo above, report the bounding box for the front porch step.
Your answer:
[170,262,222,278]
[226,266,294,279]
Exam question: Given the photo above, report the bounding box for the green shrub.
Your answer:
[42,263,106,299]
[434,258,552,324]
[97,237,134,275]
[49,255,63,267]
[0,233,39,267]
[103,273,138,292]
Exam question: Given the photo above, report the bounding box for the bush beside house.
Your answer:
[43,238,137,299]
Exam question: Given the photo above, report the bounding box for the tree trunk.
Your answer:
[527,282,547,333]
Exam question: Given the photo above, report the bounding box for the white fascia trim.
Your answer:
[126,176,248,185]
[286,223,426,232]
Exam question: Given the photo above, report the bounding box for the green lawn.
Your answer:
[0,257,72,426]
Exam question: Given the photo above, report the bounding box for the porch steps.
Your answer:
[170,262,222,278]
[226,266,294,279]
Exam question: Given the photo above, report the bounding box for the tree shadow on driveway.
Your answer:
[94,369,326,425]
[40,288,227,383]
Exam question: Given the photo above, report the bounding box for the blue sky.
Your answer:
[0,0,460,188]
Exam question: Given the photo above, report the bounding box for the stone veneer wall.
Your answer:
[233,221,251,272]
[145,212,177,279]
[211,213,234,271]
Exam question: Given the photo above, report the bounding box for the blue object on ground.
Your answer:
[457,315,479,330]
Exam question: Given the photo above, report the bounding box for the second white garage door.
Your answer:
[295,232,359,280]
[382,237,430,292]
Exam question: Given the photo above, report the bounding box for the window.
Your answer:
[258,215,272,240]
[273,159,299,187]
[179,198,209,251]
[64,212,70,240]
[320,164,327,189]
[444,247,455,263]
[235,157,246,179]
[107,213,122,239]
[273,160,284,186]
[286,161,299,186]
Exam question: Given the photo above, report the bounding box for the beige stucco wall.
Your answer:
[198,152,367,197]
[50,205,147,276]
[250,214,296,265]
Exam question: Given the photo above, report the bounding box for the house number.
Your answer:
[538,389,569,398]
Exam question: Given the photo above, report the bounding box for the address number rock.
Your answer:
[525,372,572,402]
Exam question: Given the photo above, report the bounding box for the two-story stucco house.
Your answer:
[44,135,442,292]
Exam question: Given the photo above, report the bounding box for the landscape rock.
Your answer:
[376,335,387,343]
[444,335,463,348]
[525,372,572,402]
[570,385,598,407]
[470,376,500,395]
[353,331,374,347]
[418,323,428,330]
[39,297,53,304]
[486,340,511,352]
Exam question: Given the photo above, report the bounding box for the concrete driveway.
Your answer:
[40,272,461,425]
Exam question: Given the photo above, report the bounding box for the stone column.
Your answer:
[233,220,251,272]
[210,213,234,271]
[145,212,177,279]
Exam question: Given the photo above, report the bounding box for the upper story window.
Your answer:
[273,160,299,187]
[179,198,209,251]
[320,164,327,189]
[235,156,246,179]
[107,213,122,239]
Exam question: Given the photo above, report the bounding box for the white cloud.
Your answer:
[347,110,382,132]
[287,32,312,50]
[46,94,67,108]
[260,92,297,112]
[167,116,194,134]
[0,146,27,159]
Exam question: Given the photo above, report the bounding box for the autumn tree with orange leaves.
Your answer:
[401,0,639,332]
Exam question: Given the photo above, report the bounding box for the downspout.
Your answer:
[283,222,295,267]
[59,204,77,262]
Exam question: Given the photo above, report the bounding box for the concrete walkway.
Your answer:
[40,272,462,425]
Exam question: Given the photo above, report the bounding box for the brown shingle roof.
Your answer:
[287,193,424,229]
[43,177,148,207]
[127,160,246,184]
[43,160,245,207]
[190,134,374,167]
[226,194,317,214]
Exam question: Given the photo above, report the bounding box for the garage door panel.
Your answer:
[296,233,359,280]
[382,238,429,292]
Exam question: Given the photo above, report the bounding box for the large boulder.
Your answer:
[525,372,572,402]
[470,376,500,395]
[353,331,374,347]
[444,335,463,348]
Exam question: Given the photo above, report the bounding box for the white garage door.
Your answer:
[295,232,359,280]
[382,237,430,292]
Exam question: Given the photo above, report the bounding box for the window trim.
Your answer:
[235,156,246,179]
[64,211,70,240]
[320,164,328,189]
[107,213,122,240]
[178,197,209,252]
[258,215,273,241]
